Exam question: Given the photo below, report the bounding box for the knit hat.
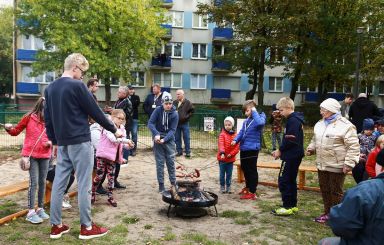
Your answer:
[362,118,374,131]
[224,116,235,126]
[376,119,384,126]
[272,104,277,111]
[376,149,384,166]
[320,98,341,113]
[162,92,173,104]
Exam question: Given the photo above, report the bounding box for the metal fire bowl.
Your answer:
[162,191,218,208]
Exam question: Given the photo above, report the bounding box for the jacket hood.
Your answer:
[354,97,371,108]
[289,111,305,124]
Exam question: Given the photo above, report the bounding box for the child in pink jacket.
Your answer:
[91,109,133,207]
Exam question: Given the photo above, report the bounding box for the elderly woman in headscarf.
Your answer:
[306,98,359,224]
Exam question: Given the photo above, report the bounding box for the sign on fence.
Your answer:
[204,117,215,131]
[237,118,245,133]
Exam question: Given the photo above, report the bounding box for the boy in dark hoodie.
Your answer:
[147,92,179,193]
[272,97,304,216]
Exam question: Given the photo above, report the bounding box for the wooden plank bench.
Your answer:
[0,181,77,225]
[235,162,322,192]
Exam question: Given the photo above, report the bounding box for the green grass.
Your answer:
[182,232,228,245]
[122,215,139,224]
[0,200,20,217]
[220,210,254,225]
[144,224,153,229]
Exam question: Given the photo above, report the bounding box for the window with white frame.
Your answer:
[21,35,45,50]
[130,71,145,87]
[191,74,207,89]
[213,44,225,56]
[269,48,284,62]
[296,83,308,93]
[167,11,183,28]
[193,13,208,29]
[379,81,384,95]
[192,43,207,59]
[165,42,182,58]
[153,73,182,88]
[21,64,55,83]
[269,77,283,92]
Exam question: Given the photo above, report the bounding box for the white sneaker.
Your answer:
[62,195,72,209]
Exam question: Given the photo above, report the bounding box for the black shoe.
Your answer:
[96,186,107,195]
[176,152,183,157]
[114,181,126,189]
[185,153,191,158]
[130,151,137,156]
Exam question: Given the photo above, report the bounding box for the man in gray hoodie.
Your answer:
[147,92,179,193]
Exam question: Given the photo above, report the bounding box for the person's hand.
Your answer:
[220,154,225,160]
[104,106,112,113]
[122,159,128,164]
[343,165,353,174]
[4,123,12,130]
[231,140,236,146]
[114,129,123,138]
[159,139,165,144]
[272,149,281,160]
[127,140,135,149]
[306,148,314,156]
[53,145,58,157]
[45,140,52,148]
[227,154,232,158]
[154,135,161,143]
[251,107,256,112]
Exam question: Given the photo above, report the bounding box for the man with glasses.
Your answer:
[44,53,122,240]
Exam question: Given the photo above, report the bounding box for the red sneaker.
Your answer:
[240,193,257,200]
[79,223,108,240]
[238,187,249,195]
[50,224,70,239]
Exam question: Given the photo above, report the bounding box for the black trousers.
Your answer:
[352,159,369,184]
[240,150,259,194]
[278,158,302,208]
[46,166,75,194]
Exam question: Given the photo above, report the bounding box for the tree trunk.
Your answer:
[257,47,266,106]
[246,66,258,100]
[289,65,301,100]
[105,82,111,106]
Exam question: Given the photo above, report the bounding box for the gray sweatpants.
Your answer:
[153,139,176,186]
[50,141,94,227]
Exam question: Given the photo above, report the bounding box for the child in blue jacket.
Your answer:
[231,100,266,200]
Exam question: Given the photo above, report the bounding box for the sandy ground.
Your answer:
[0,149,303,244]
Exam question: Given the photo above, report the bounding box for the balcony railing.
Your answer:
[212,61,231,72]
[16,82,40,94]
[150,54,171,70]
[162,0,173,8]
[161,24,172,39]
[213,28,233,41]
[16,49,37,61]
[211,88,231,103]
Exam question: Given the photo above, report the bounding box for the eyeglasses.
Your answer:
[76,66,86,77]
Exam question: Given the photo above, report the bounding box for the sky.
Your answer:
[0,0,13,7]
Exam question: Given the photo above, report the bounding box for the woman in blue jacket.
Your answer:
[231,100,266,200]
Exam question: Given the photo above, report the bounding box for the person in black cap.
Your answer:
[127,85,140,156]
[318,148,384,245]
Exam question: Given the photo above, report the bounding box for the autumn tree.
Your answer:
[0,7,13,98]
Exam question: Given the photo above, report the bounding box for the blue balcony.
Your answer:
[211,88,231,103]
[212,61,231,72]
[162,0,173,8]
[305,92,345,103]
[16,82,40,94]
[150,54,171,70]
[214,0,234,6]
[161,24,172,39]
[213,28,233,42]
[16,49,37,61]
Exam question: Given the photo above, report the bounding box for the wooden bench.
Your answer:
[0,181,77,226]
[235,162,322,192]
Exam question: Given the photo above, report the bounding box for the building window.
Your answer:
[192,43,207,59]
[165,42,183,58]
[191,74,207,89]
[269,48,284,63]
[213,44,225,56]
[296,84,307,93]
[192,13,208,29]
[153,73,182,88]
[21,64,55,83]
[130,71,145,87]
[269,77,283,92]
[168,11,183,28]
[21,35,45,50]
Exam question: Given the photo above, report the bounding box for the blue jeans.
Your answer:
[153,139,176,187]
[130,119,138,152]
[50,141,94,227]
[219,161,233,188]
[175,122,191,154]
[318,237,340,245]
[28,158,49,209]
[272,132,282,150]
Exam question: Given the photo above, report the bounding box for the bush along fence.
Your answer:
[0,104,314,151]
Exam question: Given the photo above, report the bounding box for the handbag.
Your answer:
[19,128,46,171]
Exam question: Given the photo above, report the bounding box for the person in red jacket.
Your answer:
[4,97,52,224]
[217,116,240,193]
[365,135,384,178]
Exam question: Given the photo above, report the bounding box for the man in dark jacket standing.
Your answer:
[349,93,381,133]
[318,149,384,245]
[45,53,122,240]
[173,89,194,158]
[127,85,140,156]
[143,83,162,117]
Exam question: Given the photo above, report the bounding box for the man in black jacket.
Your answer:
[173,89,194,158]
[127,85,140,156]
[349,93,381,133]
[45,53,122,240]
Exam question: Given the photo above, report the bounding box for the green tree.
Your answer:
[0,7,13,98]
[17,0,166,103]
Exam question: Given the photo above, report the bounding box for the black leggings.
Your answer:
[240,150,259,194]
[46,166,75,194]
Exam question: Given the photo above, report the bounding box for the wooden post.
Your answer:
[298,170,306,190]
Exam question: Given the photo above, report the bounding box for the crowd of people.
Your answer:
[3,52,384,243]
